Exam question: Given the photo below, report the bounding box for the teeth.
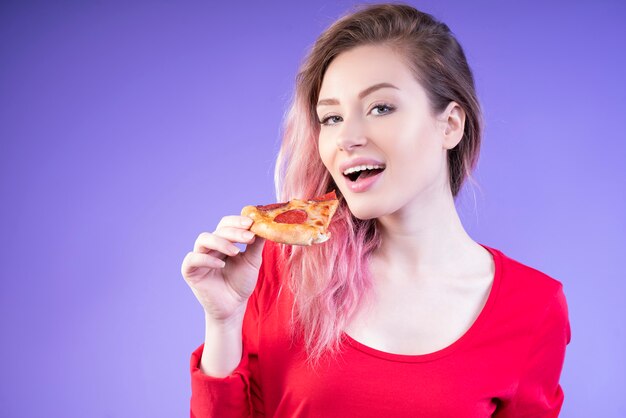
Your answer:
[343,164,385,176]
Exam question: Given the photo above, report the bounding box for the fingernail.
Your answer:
[230,246,240,255]
[243,231,254,240]
[241,218,252,226]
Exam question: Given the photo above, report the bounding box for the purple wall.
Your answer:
[1,0,624,416]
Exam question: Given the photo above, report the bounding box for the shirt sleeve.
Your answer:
[189,340,257,417]
[189,244,271,418]
[495,284,572,418]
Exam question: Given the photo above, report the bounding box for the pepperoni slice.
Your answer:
[274,209,308,224]
[257,202,288,211]
[312,190,337,202]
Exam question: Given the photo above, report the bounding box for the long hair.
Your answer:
[273,3,483,365]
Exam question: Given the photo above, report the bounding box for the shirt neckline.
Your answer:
[341,243,503,363]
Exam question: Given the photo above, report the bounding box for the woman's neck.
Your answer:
[373,187,479,282]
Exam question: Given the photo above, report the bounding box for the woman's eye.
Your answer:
[319,104,394,126]
[320,115,342,126]
[371,104,395,116]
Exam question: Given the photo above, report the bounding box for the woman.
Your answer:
[181,4,571,417]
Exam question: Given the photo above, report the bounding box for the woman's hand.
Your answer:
[181,216,265,324]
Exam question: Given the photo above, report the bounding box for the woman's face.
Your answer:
[317,44,462,220]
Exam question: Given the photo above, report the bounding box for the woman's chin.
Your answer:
[345,204,383,221]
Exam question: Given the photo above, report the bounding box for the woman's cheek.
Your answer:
[318,134,334,167]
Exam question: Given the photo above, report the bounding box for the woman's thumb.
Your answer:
[243,235,266,265]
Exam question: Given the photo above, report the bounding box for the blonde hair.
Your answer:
[274,3,483,366]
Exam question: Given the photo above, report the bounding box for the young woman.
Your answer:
[181,4,571,417]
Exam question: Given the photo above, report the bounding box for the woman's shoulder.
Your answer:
[486,245,568,321]
[487,245,570,342]
[493,246,564,295]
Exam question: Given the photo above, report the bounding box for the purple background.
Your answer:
[1,0,624,416]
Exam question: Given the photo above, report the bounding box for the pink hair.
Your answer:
[274,93,382,366]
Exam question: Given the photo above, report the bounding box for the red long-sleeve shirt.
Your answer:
[190,241,571,417]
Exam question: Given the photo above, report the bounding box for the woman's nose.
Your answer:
[335,119,367,151]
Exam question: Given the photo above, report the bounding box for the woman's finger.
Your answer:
[215,215,253,231]
[213,226,256,245]
[193,232,241,257]
[182,251,226,274]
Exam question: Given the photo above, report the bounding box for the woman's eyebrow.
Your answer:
[316,82,399,108]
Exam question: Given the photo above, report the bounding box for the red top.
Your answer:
[190,241,571,417]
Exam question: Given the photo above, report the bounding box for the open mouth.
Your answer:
[344,167,385,182]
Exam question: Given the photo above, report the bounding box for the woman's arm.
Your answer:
[189,242,274,418]
[190,287,264,417]
[200,309,246,378]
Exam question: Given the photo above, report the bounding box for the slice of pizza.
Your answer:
[240,191,339,246]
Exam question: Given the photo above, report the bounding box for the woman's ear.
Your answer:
[437,101,465,150]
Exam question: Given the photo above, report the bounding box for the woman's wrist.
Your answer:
[203,306,246,333]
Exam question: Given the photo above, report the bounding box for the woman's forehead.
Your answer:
[319,45,422,102]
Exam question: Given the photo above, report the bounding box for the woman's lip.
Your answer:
[344,169,384,193]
